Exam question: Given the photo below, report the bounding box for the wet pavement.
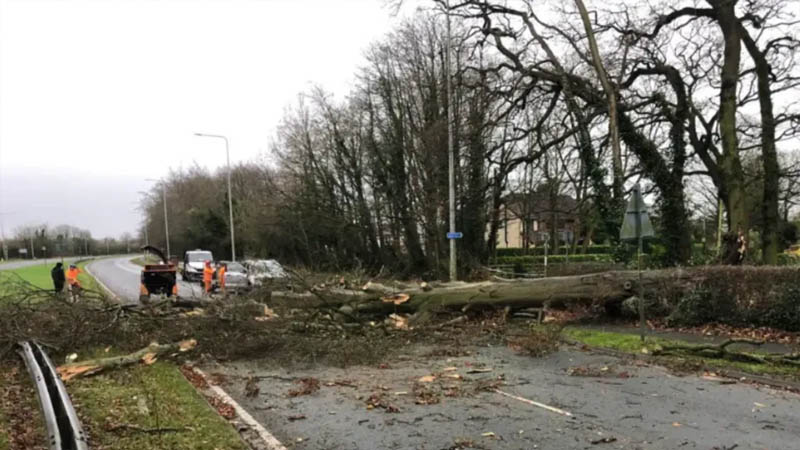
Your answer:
[87,255,204,304]
[206,344,800,450]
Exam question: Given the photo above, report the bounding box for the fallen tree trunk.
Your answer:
[57,339,197,381]
[273,269,699,323]
[653,339,800,367]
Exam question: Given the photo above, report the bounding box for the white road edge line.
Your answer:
[84,259,121,303]
[194,368,287,450]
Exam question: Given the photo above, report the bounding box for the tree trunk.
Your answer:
[275,269,701,323]
[714,0,748,234]
[574,0,623,203]
[738,23,780,264]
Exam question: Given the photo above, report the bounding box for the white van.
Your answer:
[182,249,213,282]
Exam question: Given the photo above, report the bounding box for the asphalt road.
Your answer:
[212,344,800,450]
[0,256,84,271]
[87,255,204,303]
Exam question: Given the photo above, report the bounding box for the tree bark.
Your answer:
[274,269,701,323]
[713,0,748,234]
[57,339,197,381]
[574,0,624,203]
[738,22,780,264]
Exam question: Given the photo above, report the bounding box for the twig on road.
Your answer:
[493,389,572,417]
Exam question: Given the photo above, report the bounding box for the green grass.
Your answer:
[563,327,800,380]
[0,259,102,296]
[70,361,247,450]
[130,255,161,267]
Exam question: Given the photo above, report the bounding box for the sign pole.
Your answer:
[543,239,549,278]
[635,186,645,342]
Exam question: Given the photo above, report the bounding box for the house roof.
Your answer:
[504,189,580,220]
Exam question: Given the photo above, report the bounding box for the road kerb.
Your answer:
[192,367,287,450]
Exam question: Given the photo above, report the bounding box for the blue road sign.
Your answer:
[446,232,463,239]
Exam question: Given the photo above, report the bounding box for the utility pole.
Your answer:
[145,179,171,259]
[194,133,236,261]
[162,182,170,259]
[445,0,457,281]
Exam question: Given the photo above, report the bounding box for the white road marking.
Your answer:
[114,258,143,274]
[84,261,120,302]
[193,368,287,450]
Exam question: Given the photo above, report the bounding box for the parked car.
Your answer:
[182,249,214,282]
[243,259,289,287]
[217,260,250,291]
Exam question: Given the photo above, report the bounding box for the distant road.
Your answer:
[0,256,85,271]
[87,255,204,304]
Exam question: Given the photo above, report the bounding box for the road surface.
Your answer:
[87,255,204,303]
[0,256,84,271]
[210,344,800,450]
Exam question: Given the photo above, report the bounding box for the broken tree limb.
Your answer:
[653,339,800,367]
[494,389,572,416]
[57,339,197,381]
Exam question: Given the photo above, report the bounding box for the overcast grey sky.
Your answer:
[0,0,418,238]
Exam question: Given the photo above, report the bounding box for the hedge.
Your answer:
[666,266,800,331]
[491,254,615,265]
[495,245,612,257]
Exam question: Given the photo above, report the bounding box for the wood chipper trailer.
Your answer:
[139,245,177,303]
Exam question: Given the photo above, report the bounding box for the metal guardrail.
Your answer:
[18,341,89,450]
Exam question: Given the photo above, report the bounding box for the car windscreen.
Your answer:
[187,252,212,262]
[226,262,245,272]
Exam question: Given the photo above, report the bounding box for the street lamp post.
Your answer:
[144,180,171,259]
[445,0,457,281]
[194,133,236,261]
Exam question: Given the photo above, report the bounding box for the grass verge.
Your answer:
[0,362,46,450]
[0,259,100,295]
[69,361,247,450]
[563,327,800,380]
[130,255,161,267]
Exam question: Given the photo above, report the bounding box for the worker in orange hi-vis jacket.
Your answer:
[217,262,227,295]
[203,260,214,294]
[65,264,82,302]
[66,264,82,288]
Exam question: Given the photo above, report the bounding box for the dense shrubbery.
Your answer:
[777,253,800,266]
[666,267,800,330]
[494,245,612,257]
[492,254,615,265]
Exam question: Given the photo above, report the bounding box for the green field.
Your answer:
[130,255,161,266]
[0,260,101,296]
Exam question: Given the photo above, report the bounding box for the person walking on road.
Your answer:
[65,264,82,301]
[203,260,214,294]
[51,262,65,294]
